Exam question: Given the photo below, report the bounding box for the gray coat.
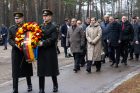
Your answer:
[66,26,85,53]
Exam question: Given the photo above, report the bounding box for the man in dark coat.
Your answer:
[66,18,85,73]
[60,18,70,57]
[81,18,91,66]
[108,16,121,68]
[133,16,140,61]
[120,16,134,65]
[0,24,8,50]
[82,17,91,31]
[128,16,138,60]
[37,9,59,93]
[8,12,33,93]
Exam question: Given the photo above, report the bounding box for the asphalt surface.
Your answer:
[0,43,140,93]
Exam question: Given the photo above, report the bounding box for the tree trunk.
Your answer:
[100,0,103,19]
[77,0,82,19]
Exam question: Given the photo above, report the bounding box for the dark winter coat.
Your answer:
[37,22,59,77]
[8,24,33,78]
[61,24,68,47]
[120,21,134,42]
[108,21,121,46]
[133,22,140,54]
[100,21,110,40]
[82,22,90,31]
[0,25,8,38]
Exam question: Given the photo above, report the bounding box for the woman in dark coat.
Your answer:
[37,9,59,93]
[8,12,33,93]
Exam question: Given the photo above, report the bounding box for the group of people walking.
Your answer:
[60,15,140,74]
[4,7,140,93]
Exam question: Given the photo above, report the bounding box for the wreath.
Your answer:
[15,22,42,49]
[15,22,42,62]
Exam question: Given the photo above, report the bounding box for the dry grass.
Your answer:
[110,74,140,93]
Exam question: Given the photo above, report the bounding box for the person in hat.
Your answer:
[37,9,59,93]
[8,12,33,93]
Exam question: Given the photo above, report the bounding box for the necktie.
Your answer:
[122,23,125,31]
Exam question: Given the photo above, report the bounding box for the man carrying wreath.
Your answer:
[37,9,59,93]
[8,12,33,93]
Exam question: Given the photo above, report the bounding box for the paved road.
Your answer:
[0,42,73,84]
[0,43,140,93]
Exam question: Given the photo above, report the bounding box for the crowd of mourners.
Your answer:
[60,15,140,73]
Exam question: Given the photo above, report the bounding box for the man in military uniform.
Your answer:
[37,9,59,93]
[8,12,33,93]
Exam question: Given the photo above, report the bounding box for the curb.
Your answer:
[96,68,140,93]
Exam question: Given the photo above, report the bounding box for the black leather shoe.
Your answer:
[86,69,91,73]
[96,69,101,72]
[73,69,78,73]
[39,89,45,93]
[28,85,32,92]
[53,86,58,92]
[115,64,118,68]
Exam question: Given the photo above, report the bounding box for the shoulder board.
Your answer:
[9,25,16,29]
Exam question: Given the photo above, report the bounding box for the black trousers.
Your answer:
[39,76,58,91]
[13,77,32,91]
[87,61,101,71]
[73,53,82,70]
[120,41,129,63]
[129,44,134,59]
[102,39,109,62]
[63,46,67,57]
[2,37,7,48]
[109,45,120,64]
[135,54,139,59]
[80,52,86,66]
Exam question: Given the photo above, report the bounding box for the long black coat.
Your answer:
[133,22,140,54]
[60,24,68,47]
[37,22,59,77]
[8,24,33,78]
